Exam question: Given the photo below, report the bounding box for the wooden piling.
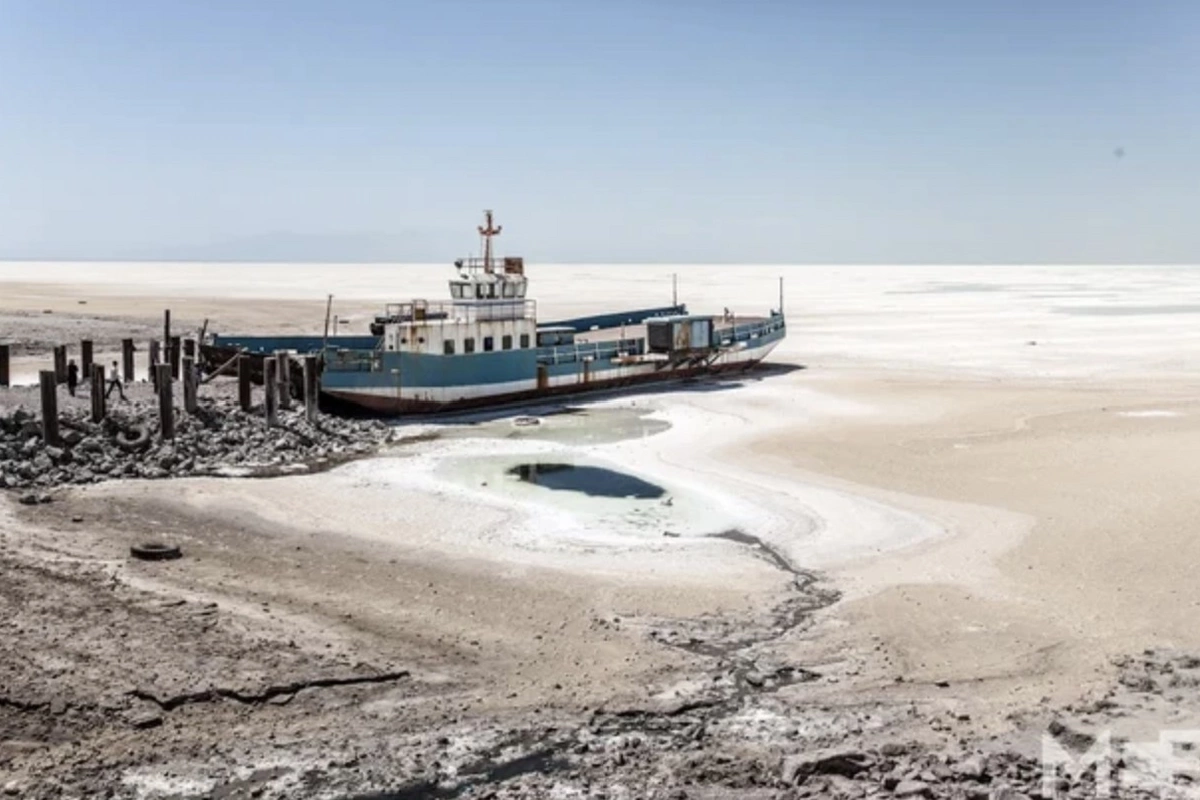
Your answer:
[122,338,135,383]
[81,340,93,381]
[155,363,174,440]
[148,339,160,387]
[275,350,292,411]
[53,345,67,384]
[164,309,171,350]
[182,356,197,414]
[169,335,181,380]
[0,343,9,388]
[303,354,319,422]
[90,364,106,423]
[39,371,59,446]
[238,355,252,412]
[264,357,278,427]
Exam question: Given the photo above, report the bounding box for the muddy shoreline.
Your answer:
[3,486,1198,799]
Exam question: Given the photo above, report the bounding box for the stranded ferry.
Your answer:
[201,211,787,415]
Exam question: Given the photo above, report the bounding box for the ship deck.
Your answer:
[569,314,772,345]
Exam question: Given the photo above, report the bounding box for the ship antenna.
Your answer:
[478,209,502,274]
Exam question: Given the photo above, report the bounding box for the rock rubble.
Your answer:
[0,397,396,490]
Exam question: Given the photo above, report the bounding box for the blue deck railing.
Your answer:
[715,316,786,346]
[540,305,688,334]
[536,338,646,366]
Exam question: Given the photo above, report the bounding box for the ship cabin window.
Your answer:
[502,334,513,350]
[464,337,475,354]
[444,339,455,355]
[536,328,575,347]
[483,336,494,352]
[488,284,497,299]
[519,333,530,348]
[502,282,515,299]
[400,337,408,344]
[450,283,465,299]
[475,284,485,300]
[517,283,527,298]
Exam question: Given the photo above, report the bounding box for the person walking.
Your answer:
[66,359,79,397]
[105,360,126,401]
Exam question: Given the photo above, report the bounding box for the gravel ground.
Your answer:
[1,377,397,491]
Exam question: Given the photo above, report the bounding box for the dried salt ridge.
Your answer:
[0,398,397,492]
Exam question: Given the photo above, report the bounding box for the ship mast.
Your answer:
[477,209,502,274]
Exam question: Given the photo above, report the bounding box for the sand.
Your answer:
[3,260,1200,795]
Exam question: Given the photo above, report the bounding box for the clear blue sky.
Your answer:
[0,0,1196,263]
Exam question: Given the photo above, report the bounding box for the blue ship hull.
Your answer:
[203,310,786,416]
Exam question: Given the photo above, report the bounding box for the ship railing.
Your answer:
[537,338,646,365]
[378,300,536,324]
[455,256,526,275]
[714,317,786,346]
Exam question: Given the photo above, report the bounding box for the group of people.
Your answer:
[64,359,128,401]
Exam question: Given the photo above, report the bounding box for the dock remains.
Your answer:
[0,314,397,493]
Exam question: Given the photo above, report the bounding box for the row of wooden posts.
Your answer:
[1,338,209,389]
[2,308,191,389]
[4,310,324,447]
[0,338,143,389]
[23,346,320,449]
